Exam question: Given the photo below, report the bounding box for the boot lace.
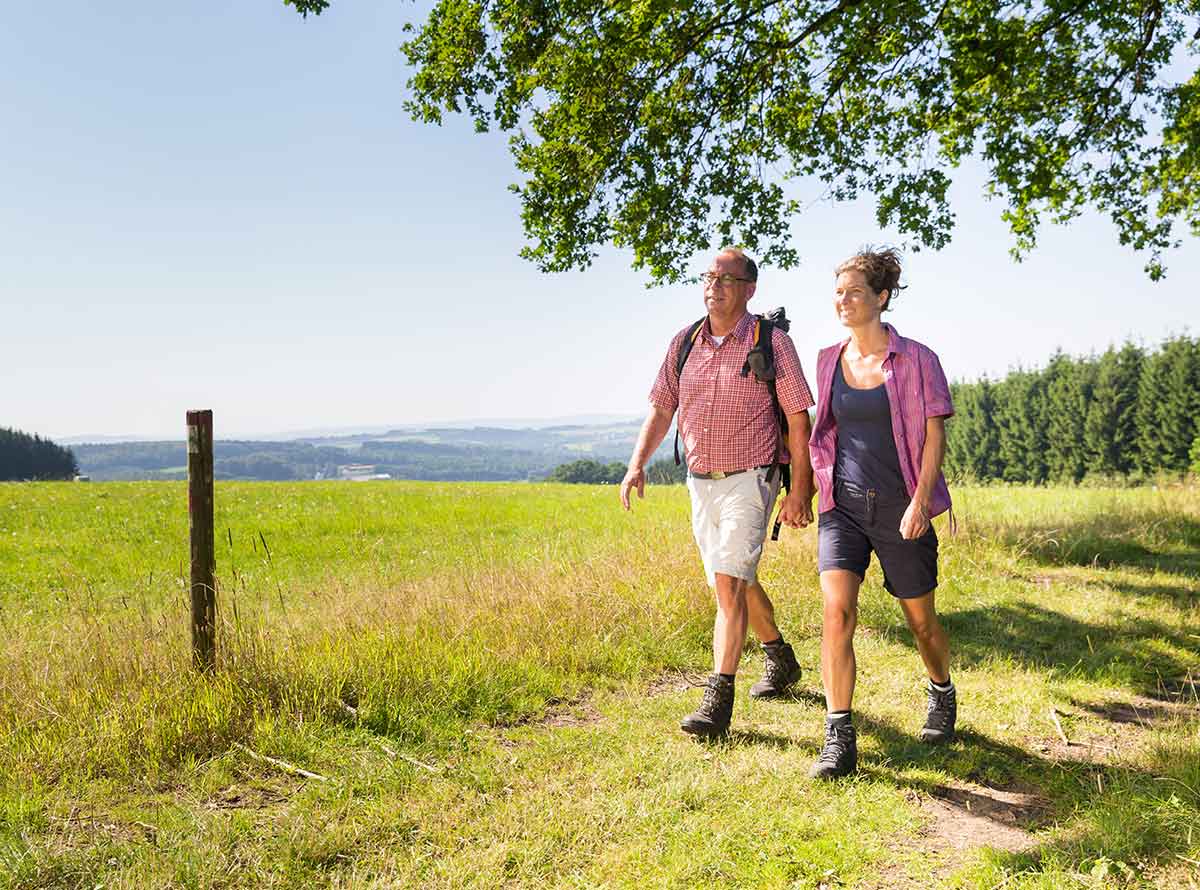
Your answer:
[762,650,790,686]
[925,686,956,731]
[817,723,851,765]
[698,680,722,714]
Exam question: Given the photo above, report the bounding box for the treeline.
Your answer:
[945,335,1200,483]
[548,458,686,484]
[0,428,79,481]
[73,440,354,481]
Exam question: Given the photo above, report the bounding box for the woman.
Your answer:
[806,247,956,779]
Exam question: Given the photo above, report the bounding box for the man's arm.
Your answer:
[899,415,946,539]
[776,410,814,528]
[620,404,675,510]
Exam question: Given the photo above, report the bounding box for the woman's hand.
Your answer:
[899,498,931,540]
[777,489,814,529]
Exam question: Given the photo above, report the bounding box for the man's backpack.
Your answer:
[672,308,792,504]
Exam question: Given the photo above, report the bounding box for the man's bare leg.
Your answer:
[745,579,804,698]
[681,572,747,736]
[712,573,749,674]
[746,580,781,643]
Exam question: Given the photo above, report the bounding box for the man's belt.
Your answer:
[688,464,772,480]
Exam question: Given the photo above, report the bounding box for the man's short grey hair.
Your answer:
[717,246,758,282]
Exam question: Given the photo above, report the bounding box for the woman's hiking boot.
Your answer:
[680,674,735,737]
[808,716,857,779]
[749,641,801,698]
[919,682,957,744]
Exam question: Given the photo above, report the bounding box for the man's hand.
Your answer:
[620,405,674,511]
[620,466,646,511]
[775,488,813,529]
[899,499,931,540]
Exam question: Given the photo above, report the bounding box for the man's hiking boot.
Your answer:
[680,674,735,737]
[919,682,957,744]
[808,718,857,779]
[749,641,801,698]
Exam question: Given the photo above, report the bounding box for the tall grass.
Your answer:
[0,482,714,786]
[2,481,1196,785]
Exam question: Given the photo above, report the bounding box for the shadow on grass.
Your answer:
[681,707,1195,878]
[725,728,794,749]
[853,713,1200,877]
[989,511,1200,578]
[1106,575,1199,610]
[774,687,827,707]
[856,716,1097,801]
[933,601,1198,698]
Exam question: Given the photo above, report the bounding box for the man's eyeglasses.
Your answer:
[701,272,753,288]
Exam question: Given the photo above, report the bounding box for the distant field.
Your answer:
[66,421,654,482]
[0,481,1197,888]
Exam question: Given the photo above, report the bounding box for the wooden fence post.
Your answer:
[187,409,216,673]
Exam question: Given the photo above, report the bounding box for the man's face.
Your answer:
[703,253,755,317]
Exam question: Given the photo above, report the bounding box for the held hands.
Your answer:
[619,466,645,511]
[899,498,931,540]
[775,488,813,529]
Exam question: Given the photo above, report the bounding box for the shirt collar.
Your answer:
[838,322,908,357]
[705,311,755,343]
[883,322,908,355]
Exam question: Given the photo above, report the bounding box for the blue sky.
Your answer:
[3,2,1197,440]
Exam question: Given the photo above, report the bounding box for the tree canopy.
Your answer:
[289,0,1200,282]
[548,456,687,483]
[548,458,627,483]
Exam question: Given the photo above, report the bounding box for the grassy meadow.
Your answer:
[0,480,1197,889]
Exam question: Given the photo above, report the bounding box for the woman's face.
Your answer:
[834,269,888,327]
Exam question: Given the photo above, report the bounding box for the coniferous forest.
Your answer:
[944,335,1200,483]
[0,428,79,481]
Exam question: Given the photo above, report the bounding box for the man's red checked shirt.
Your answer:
[648,311,815,475]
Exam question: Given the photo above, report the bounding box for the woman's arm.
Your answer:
[777,410,814,528]
[899,415,946,540]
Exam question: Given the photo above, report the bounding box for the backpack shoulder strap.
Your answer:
[675,317,707,380]
[672,316,707,467]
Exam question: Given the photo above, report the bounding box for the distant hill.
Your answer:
[57,414,643,445]
[71,420,671,482]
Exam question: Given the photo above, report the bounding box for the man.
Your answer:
[620,247,816,736]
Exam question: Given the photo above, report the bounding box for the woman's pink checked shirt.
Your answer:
[810,323,955,516]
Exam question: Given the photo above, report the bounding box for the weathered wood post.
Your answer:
[187,409,217,673]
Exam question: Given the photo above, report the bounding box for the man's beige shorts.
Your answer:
[686,467,780,587]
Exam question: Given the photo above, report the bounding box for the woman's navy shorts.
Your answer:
[817,479,938,599]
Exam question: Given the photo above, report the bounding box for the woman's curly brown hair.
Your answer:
[835,246,905,312]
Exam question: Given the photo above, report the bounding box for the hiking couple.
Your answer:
[620,246,956,779]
